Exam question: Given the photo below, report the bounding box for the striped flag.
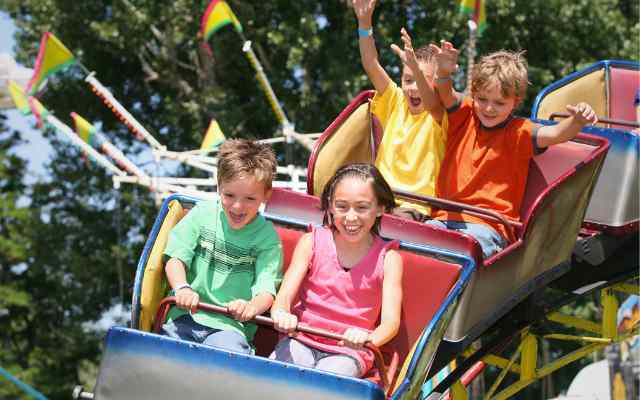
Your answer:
[71,112,109,166]
[200,0,243,42]
[200,119,226,151]
[8,81,31,115]
[71,112,105,148]
[460,0,487,33]
[26,32,76,95]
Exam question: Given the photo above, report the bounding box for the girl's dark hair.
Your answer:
[320,163,397,235]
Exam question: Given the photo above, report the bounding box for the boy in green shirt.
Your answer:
[162,139,283,354]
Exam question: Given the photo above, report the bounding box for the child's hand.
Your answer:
[352,0,376,25]
[175,287,200,314]
[430,40,459,78]
[271,309,298,334]
[566,102,598,126]
[390,28,419,71]
[340,328,370,349]
[227,299,258,322]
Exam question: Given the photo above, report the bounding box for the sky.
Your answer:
[1,11,53,181]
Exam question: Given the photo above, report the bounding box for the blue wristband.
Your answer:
[358,28,373,38]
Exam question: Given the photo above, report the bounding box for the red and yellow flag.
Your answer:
[200,0,243,41]
[200,119,226,151]
[26,32,76,95]
[28,97,49,128]
[460,0,487,33]
[8,81,31,115]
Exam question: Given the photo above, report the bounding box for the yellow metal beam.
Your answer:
[520,333,538,381]
[484,341,523,400]
[546,311,601,334]
[482,355,521,374]
[491,343,606,400]
[488,331,639,399]
[612,282,639,296]
[602,288,619,339]
[543,334,612,344]
[450,380,468,400]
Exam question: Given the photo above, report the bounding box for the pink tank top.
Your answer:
[291,226,397,374]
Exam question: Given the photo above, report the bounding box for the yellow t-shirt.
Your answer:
[371,81,448,215]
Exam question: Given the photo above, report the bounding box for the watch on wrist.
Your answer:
[174,283,191,292]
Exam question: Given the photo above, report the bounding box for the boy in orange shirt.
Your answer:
[428,43,598,258]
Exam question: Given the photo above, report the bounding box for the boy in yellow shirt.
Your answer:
[352,0,446,221]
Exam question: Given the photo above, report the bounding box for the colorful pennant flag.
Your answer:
[200,0,243,42]
[28,97,49,129]
[8,81,31,115]
[200,119,226,151]
[26,32,77,95]
[71,112,104,148]
[460,0,487,33]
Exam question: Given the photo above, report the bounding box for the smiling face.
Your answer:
[329,176,384,245]
[472,79,518,128]
[401,60,434,115]
[219,174,271,230]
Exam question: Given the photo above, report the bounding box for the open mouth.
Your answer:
[228,212,246,225]
[409,96,422,108]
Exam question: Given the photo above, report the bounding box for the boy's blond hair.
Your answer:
[217,139,277,189]
[471,50,530,105]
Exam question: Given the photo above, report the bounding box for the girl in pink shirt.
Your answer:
[270,163,404,377]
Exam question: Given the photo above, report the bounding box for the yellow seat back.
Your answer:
[535,68,607,121]
[310,101,374,196]
[139,200,186,332]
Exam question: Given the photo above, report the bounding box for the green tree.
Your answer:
[0,115,43,398]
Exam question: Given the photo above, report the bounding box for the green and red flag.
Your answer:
[460,0,487,33]
[25,32,76,95]
[200,119,226,151]
[200,0,243,42]
[8,81,31,115]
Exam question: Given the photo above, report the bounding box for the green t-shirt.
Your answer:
[163,199,283,342]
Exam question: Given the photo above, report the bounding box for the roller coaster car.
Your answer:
[89,85,611,399]
[306,90,609,359]
[532,59,639,237]
[429,61,639,399]
[92,193,475,400]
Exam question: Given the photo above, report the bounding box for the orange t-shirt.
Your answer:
[433,97,541,241]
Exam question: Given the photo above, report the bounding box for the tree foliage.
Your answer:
[0,0,637,398]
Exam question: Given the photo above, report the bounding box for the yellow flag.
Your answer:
[460,0,487,33]
[26,32,76,95]
[200,119,225,151]
[200,0,243,41]
[8,81,31,115]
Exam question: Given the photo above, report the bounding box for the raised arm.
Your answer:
[392,28,444,122]
[431,41,463,109]
[270,232,313,333]
[536,102,598,148]
[352,0,391,93]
